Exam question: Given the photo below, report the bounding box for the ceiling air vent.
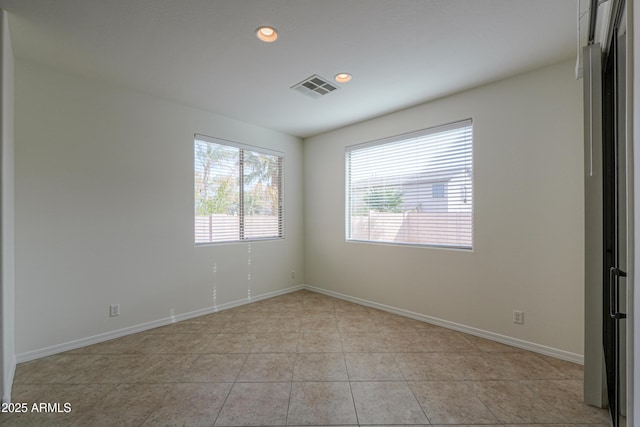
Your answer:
[291,74,338,99]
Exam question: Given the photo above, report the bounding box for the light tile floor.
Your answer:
[1,290,611,426]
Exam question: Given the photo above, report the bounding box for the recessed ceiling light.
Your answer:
[256,26,278,42]
[335,73,352,83]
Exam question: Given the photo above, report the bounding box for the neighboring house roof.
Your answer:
[352,166,470,189]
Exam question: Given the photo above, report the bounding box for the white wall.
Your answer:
[304,60,585,359]
[14,59,304,357]
[0,9,15,402]
[13,55,585,363]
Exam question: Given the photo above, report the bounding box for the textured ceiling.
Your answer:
[0,0,576,138]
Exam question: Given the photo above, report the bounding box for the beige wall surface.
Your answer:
[304,60,585,357]
[14,59,304,356]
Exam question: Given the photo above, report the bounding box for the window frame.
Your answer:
[194,134,284,245]
[344,119,473,250]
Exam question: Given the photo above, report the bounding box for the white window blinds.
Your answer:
[345,119,473,249]
[194,135,283,244]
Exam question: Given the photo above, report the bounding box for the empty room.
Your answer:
[0,0,638,426]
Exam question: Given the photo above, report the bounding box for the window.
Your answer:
[345,119,472,249]
[432,182,446,199]
[194,135,283,244]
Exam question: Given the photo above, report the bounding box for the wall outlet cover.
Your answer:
[109,304,120,317]
[513,310,524,324]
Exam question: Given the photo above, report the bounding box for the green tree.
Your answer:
[363,188,404,213]
[195,141,238,215]
[242,151,281,215]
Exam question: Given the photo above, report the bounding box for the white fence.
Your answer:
[195,214,279,243]
[350,212,472,247]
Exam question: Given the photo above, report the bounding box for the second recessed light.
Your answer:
[256,26,278,42]
[335,73,352,83]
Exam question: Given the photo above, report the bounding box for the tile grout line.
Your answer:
[136,381,178,427]
[210,332,250,427]
[405,379,433,426]
[284,380,294,426]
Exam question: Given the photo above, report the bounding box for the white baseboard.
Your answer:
[2,354,15,403]
[16,285,304,364]
[15,283,582,365]
[304,284,584,364]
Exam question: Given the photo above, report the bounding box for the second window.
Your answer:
[194,135,283,244]
[345,119,473,249]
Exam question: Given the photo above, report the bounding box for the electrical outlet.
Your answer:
[291,270,296,280]
[513,310,524,325]
[109,304,120,317]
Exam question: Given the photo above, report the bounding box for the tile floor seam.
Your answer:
[466,379,503,424]
[180,350,206,383]
[210,379,234,427]
[346,380,361,426]
[406,380,434,425]
[232,352,250,384]
[209,350,247,427]
[390,350,409,383]
[284,381,294,426]
[136,381,178,427]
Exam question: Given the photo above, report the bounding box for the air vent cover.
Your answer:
[291,74,338,99]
